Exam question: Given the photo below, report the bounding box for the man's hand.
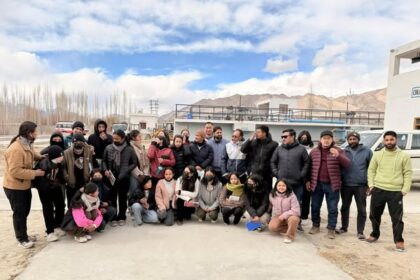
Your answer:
[305,181,311,192]
[366,187,373,196]
[158,158,164,164]
[35,169,45,177]
[402,191,407,196]
[104,170,110,177]
[330,147,339,158]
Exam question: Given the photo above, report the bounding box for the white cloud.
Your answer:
[312,43,348,66]
[264,57,298,73]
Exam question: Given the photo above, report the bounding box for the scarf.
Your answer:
[226,183,244,197]
[130,141,150,174]
[81,193,100,212]
[112,142,127,168]
[19,136,33,149]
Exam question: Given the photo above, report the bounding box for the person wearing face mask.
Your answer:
[129,175,159,226]
[175,166,200,225]
[171,135,191,179]
[221,129,247,183]
[4,121,45,249]
[64,121,86,149]
[219,172,246,225]
[243,174,270,230]
[189,129,214,178]
[148,135,176,187]
[40,131,65,156]
[196,167,222,223]
[87,119,113,166]
[207,126,229,184]
[102,130,138,226]
[63,133,93,208]
[180,128,191,145]
[155,168,177,226]
[90,169,116,231]
[337,132,372,240]
[33,146,67,242]
[366,131,412,252]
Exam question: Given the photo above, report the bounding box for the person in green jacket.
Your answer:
[366,130,412,252]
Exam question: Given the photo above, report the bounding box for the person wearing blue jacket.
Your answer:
[207,126,229,184]
[338,132,373,240]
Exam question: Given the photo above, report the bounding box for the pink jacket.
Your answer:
[147,145,176,179]
[155,179,177,211]
[269,192,300,220]
[72,208,103,229]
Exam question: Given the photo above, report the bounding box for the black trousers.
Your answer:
[340,186,367,234]
[4,188,32,242]
[109,178,130,221]
[66,187,79,210]
[369,188,404,243]
[221,207,244,225]
[301,186,311,219]
[37,186,65,234]
[176,199,195,222]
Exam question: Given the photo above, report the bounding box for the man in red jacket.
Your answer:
[307,130,351,239]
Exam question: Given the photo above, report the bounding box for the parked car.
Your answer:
[112,122,129,135]
[342,130,420,182]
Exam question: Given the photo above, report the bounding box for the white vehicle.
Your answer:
[112,122,129,135]
[343,130,420,182]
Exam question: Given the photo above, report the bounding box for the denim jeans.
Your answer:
[131,203,159,225]
[311,182,340,230]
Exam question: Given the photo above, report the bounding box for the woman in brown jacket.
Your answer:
[3,121,45,249]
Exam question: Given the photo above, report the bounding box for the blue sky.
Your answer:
[0,0,419,112]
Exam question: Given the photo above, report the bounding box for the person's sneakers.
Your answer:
[74,236,88,243]
[211,219,217,224]
[118,220,126,226]
[335,228,347,234]
[366,236,378,243]
[309,226,320,234]
[300,219,309,226]
[283,238,292,244]
[18,240,34,249]
[176,220,183,225]
[395,242,405,252]
[54,228,66,238]
[110,221,118,227]
[327,229,336,239]
[85,234,92,241]
[297,224,304,232]
[357,233,366,240]
[198,219,203,222]
[46,233,59,242]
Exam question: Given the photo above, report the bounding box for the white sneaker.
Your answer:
[283,238,292,244]
[211,220,217,224]
[74,236,88,243]
[85,234,92,241]
[47,233,59,242]
[18,240,34,249]
[54,228,66,238]
[198,219,203,222]
[301,219,309,226]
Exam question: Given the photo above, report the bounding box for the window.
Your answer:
[398,134,408,150]
[411,134,420,150]
[139,122,147,129]
[414,118,420,130]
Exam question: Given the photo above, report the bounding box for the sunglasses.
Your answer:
[281,135,289,139]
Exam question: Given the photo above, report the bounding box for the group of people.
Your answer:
[3,120,412,252]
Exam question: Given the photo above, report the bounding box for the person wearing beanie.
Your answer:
[40,131,65,155]
[33,145,67,242]
[62,183,103,243]
[337,131,372,240]
[64,121,85,149]
[63,133,93,208]
[307,129,351,239]
[87,119,113,166]
[241,125,278,192]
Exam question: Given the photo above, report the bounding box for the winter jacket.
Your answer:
[72,208,103,229]
[207,138,229,172]
[189,141,214,169]
[155,179,177,211]
[270,141,310,185]
[128,185,157,210]
[368,147,412,193]
[3,138,42,190]
[269,192,301,219]
[40,132,65,155]
[241,135,278,177]
[64,134,86,150]
[175,177,200,202]
[342,144,373,187]
[198,181,222,211]
[63,145,93,188]
[147,144,176,179]
[171,144,192,178]
[221,140,247,176]
[130,141,150,177]
[309,143,351,191]
[243,183,269,218]
[87,119,113,161]
[33,157,65,190]
[102,143,137,180]
[219,185,245,208]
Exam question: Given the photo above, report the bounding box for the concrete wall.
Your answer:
[129,114,158,131]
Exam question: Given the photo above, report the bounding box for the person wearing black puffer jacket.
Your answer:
[102,130,137,226]
[171,135,191,179]
[189,129,214,177]
[241,125,278,192]
[87,119,113,167]
[40,132,65,156]
[243,174,270,229]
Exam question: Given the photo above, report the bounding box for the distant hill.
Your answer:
[159,88,386,123]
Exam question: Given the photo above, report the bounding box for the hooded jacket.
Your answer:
[33,157,65,190]
[243,178,269,217]
[40,132,65,155]
[241,134,278,176]
[87,119,113,161]
[342,144,373,187]
[147,143,176,179]
[270,141,310,185]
